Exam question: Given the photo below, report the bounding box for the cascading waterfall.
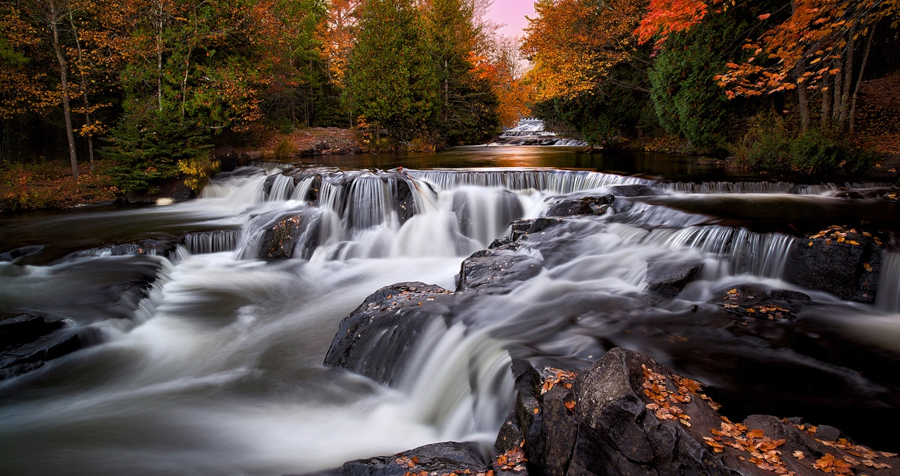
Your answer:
[2,160,898,476]
[662,181,890,195]
[407,169,651,194]
[877,250,900,313]
[266,174,297,201]
[640,225,796,278]
[183,230,242,254]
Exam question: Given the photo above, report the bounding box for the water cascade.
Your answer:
[0,162,898,475]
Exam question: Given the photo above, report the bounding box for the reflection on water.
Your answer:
[284,145,748,180]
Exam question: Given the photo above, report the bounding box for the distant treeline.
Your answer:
[0,0,530,190]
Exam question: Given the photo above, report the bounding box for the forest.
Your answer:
[524,0,900,172]
[0,0,530,197]
[1,0,899,207]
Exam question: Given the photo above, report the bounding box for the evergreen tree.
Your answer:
[426,0,499,144]
[345,0,438,141]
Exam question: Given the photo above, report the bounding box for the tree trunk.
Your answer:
[821,75,833,128]
[850,25,875,132]
[49,0,79,179]
[157,0,164,111]
[832,58,843,122]
[68,12,94,168]
[797,83,810,132]
[838,36,855,129]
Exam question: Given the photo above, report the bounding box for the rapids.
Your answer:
[0,151,898,475]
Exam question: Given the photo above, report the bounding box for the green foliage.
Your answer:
[345,0,438,141]
[729,113,879,174]
[648,9,755,150]
[426,0,500,144]
[532,61,657,146]
[273,138,296,159]
[104,107,212,193]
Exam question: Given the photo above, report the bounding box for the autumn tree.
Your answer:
[1,0,87,178]
[523,0,653,144]
[638,0,900,132]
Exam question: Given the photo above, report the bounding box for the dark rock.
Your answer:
[0,316,103,381]
[505,347,900,476]
[712,284,810,321]
[456,249,543,294]
[72,237,181,261]
[541,383,577,476]
[0,314,64,350]
[784,227,885,303]
[210,146,238,172]
[509,217,565,242]
[0,245,45,262]
[296,441,489,476]
[545,195,614,217]
[323,282,457,386]
[646,260,703,297]
[494,413,525,454]
[258,210,322,260]
[606,184,660,197]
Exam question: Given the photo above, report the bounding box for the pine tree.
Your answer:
[345,0,438,142]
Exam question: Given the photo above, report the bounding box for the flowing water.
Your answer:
[0,147,899,475]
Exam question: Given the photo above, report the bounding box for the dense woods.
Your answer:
[0,0,530,194]
[1,0,899,207]
[524,0,900,172]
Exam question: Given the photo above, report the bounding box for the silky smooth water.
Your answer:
[1,148,899,475]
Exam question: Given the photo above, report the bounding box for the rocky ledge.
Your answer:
[308,343,900,476]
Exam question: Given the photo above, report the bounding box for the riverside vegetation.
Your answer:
[2,0,900,213]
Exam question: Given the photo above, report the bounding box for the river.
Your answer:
[0,146,898,475]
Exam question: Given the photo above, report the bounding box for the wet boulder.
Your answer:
[456,249,543,294]
[258,210,322,260]
[323,282,458,386]
[784,226,885,303]
[508,348,900,476]
[70,237,180,261]
[507,217,565,243]
[646,260,703,297]
[606,184,661,197]
[295,442,491,476]
[0,245,45,262]
[0,314,103,381]
[712,284,810,321]
[545,194,615,217]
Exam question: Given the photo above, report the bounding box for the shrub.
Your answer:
[728,113,879,174]
[104,107,212,193]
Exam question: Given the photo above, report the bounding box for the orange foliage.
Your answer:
[523,0,646,101]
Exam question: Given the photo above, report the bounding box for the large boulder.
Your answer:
[323,282,458,386]
[545,195,615,218]
[456,249,543,294]
[784,226,885,303]
[258,210,323,260]
[510,348,900,476]
[297,442,491,476]
[0,314,102,381]
[645,260,703,297]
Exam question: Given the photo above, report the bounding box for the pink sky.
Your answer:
[486,0,536,38]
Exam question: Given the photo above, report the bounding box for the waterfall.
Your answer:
[266,174,296,202]
[877,250,900,313]
[407,169,651,194]
[634,225,795,278]
[662,181,891,195]
[4,160,899,476]
[183,230,242,254]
